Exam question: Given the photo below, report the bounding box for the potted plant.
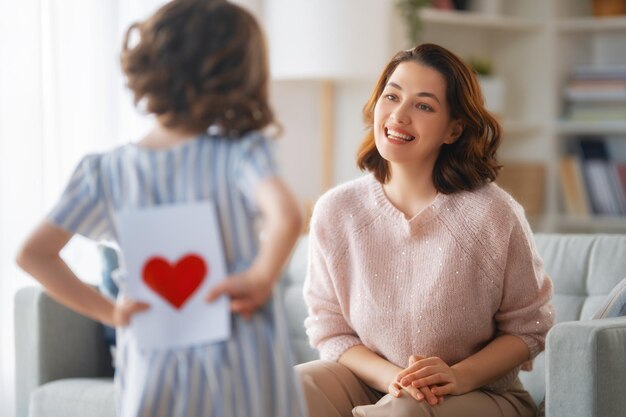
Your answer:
[395,0,470,45]
[395,0,432,45]
[469,57,506,117]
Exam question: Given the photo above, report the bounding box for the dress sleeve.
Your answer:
[303,204,362,362]
[495,216,555,369]
[47,154,111,241]
[235,133,279,213]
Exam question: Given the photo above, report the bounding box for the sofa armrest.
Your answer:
[545,317,626,417]
[14,286,114,417]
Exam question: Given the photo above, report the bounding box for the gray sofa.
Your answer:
[15,234,626,417]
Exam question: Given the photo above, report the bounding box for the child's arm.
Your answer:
[16,220,149,327]
[206,177,302,318]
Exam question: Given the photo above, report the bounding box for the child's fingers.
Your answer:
[205,277,246,302]
[114,300,150,327]
[231,298,257,314]
[128,301,151,313]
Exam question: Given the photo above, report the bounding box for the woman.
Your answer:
[297,43,554,417]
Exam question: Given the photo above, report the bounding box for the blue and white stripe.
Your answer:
[48,132,307,417]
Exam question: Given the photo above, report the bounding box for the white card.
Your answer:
[117,201,230,350]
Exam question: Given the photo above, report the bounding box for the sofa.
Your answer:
[14,234,626,417]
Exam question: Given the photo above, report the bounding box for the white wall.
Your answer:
[265,0,399,203]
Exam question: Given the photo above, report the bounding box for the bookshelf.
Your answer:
[552,0,626,232]
[397,0,626,233]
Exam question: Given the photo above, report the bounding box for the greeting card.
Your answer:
[117,201,230,350]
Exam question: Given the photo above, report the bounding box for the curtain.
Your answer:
[0,1,165,415]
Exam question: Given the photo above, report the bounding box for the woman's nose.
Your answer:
[390,104,410,124]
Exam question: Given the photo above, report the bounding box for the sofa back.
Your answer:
[281,236,319,364]
[535,234,626,322]
[280,233,626,404]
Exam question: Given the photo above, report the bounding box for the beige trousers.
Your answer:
[295,360,537,417]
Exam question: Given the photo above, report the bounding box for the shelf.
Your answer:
[420,9,541,31]
[556,15,626,32]
[556,120,626,135]
[400,1,626,234]
[502,120,545,136]
[554,215,626,233]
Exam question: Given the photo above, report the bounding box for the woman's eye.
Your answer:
[384,94,397,101]
[417,103,433,112]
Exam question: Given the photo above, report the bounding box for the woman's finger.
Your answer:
[412,374,451,390]
[396,356,438,381]
[403,385,424,401]
[431,384,453,397]
[388,381,403,398]
[418,386,438,406]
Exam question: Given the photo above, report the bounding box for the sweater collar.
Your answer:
[368,174,451,235]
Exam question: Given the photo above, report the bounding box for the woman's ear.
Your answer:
[444,120,464,144]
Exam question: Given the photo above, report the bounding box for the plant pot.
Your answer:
[592,0,626,16]
[469,0,501,16]
[479,76,505,117]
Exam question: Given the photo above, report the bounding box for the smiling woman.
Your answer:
[296,43,554,417]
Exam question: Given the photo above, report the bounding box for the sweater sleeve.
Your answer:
[495,215,555,369]
[303,203,362,361]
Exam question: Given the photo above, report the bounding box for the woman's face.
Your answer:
[373,61,461,170]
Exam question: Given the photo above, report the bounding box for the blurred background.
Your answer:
[1,0,626,415]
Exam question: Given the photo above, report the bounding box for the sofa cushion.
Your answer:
[593,277,626,319]
[281,236,319,364]
[30,378,115,417]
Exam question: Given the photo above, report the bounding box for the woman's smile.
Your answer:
[385,126,415,143]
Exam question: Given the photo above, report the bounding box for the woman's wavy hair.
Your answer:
[357,43,502,193]
[120,0,274,136]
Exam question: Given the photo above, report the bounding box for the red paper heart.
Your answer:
[142,254,208,309]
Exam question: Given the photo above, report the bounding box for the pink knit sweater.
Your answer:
[303,174,555,392]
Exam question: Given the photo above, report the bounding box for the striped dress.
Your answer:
[48,131,307,417]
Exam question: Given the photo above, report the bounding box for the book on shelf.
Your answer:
[564,90,626,103]
[572,66,626,80]
[562,137,626,217]
[606,136,626,161]
[565,102,626,122]
[559,156,590,217]
[562,66,626,123]
[567,79,626,90]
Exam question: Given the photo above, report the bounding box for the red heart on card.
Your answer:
[142,254,208,309]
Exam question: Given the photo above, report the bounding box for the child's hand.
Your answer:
[112,296,150,327]
[205,270,273,319]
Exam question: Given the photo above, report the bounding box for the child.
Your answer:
[16,1,307,416]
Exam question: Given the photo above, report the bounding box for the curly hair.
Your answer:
[357,43,502,193]
[120,0,274,136]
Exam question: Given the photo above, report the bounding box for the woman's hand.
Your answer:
[389,355,444,406]
[396,355,462,398]
[205,270,273,319]
[111,296,150,327]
